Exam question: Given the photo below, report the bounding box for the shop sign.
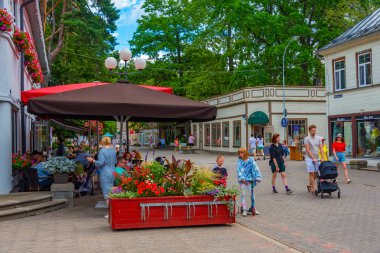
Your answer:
[357,115,380,120]
[336,117,350,122]
[334,94,343,99]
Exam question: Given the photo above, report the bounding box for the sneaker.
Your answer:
[254,209,260,215]
[242,211,247,217]
[273,189,278,194]
[104,214,109,219]
[286,189,293,195]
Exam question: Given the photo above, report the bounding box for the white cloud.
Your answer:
[112,32,119,38]
[112,0,138,9]
[117,0,145,26]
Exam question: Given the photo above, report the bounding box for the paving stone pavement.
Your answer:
[1,148,379,253]
[0,194,295,253]
[152,149,380,253]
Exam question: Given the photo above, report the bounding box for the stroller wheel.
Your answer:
[314,190,318,196]
[338,191,341,199]
[328,192,332,196]
[321,193,324,199]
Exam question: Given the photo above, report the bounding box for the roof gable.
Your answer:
[320,8,380,52]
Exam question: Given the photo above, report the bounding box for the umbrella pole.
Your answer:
[88,120,92,153]
[119,116,124,157]
[126,120,129,153]
[96,121,99,152]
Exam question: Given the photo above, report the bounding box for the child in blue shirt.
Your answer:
[237,148,262,216]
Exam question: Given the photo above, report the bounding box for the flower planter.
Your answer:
[109,195,235,230]
[53,173,69,184]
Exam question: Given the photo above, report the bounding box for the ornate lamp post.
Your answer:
[104,48,147,154]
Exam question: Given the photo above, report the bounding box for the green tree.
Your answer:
[41,0,119,86]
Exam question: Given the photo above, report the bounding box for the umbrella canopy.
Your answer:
[27,82,216,122]
[21,82,173,105]
[103,132,114,137]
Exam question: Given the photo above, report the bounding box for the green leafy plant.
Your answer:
[109,188,138,199]
[42,156,76,174]
[189,167,218,195]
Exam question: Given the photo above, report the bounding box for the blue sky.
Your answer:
[112,0,145,50]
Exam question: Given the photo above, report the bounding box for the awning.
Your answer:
[248,111,269,125]
[21,82,173,105]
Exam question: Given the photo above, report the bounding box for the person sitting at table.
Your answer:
[123,152,133,167]
[114,157,130,185]
[32,154,52,189]
[282,140,290,158]
[132,150,142,160]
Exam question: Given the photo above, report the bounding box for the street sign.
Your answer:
[283,109,288,117]
[281,118,288,127]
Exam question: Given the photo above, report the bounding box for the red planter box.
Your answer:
[109,195,235,230]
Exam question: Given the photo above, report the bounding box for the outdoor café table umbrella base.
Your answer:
[109,195,236,230]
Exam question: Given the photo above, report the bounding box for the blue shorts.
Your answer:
[334,152,346,163]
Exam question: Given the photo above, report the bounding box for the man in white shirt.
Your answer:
[248,134,257,160]
[304,124,326,194]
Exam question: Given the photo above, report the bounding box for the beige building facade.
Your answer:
[319,9,380,158]
[191,86,326,153]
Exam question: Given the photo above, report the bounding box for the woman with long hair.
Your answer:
[269,134,293,194]
[333,133,351,184]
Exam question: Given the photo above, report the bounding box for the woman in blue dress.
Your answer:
[87,137,116,200]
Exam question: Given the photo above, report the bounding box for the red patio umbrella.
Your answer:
[21,82,173,105]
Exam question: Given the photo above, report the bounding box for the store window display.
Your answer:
[357,117,380,157]
[330,120,352,156]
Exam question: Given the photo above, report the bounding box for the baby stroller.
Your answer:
[315,161,341,199]
[74,163,97,198]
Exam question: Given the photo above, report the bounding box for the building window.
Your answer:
[357,116,380,157]
[212,122,221,146]
[333,59,345,91]
[357,51,372,87]
[222,122,229,147]
[11,108,18,153]
[192,124,197,144]
[233,120,241,147]
[287,119,306,144]
[204,123,210,146]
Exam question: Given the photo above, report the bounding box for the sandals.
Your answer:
[346,179,352,184]
[307,185,312,192]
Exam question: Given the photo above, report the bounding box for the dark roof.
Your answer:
[320,8,380,52]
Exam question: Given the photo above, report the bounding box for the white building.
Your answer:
[191,86,326,153]
[318,9,380,158]
[0,0,49,194]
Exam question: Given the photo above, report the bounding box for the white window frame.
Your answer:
[357,51,372,87]
[334,59,346,91]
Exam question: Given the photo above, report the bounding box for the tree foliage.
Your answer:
[41,0,119,86]
[128,0,380,99]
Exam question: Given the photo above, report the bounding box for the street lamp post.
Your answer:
[282,36,299,139]
[104,48,147,155]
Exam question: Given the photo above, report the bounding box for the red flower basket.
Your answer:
[0,8,13,33]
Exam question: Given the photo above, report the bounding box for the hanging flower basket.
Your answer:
[0,8,13,33]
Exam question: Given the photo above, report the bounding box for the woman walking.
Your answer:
[333,133,351,184]
[256,135,265,160]
[87,137,117,201]
[237,148,262,216]
[269,134,293,194]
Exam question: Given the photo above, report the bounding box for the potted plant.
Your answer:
[43,156,76,184]
[109,156,239,230]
